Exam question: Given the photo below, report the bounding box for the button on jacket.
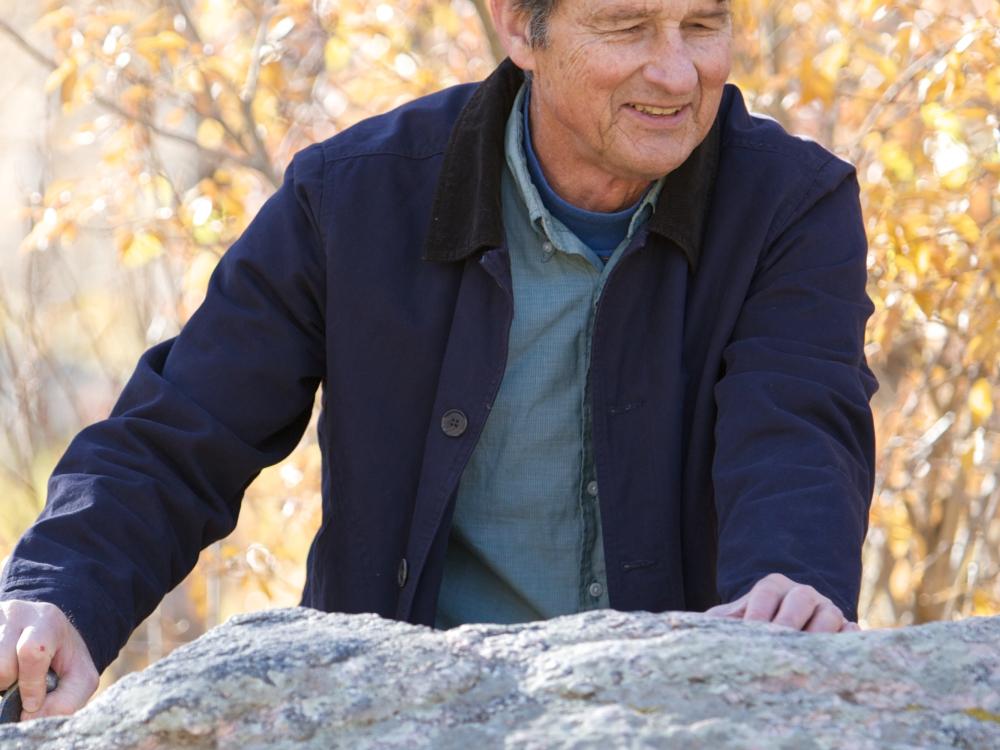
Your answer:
[0,60,877,673]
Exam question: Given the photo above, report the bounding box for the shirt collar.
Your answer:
[423,59,721,270]
[504,81,664,256]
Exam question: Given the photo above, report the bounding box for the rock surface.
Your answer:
[1,608,999,749]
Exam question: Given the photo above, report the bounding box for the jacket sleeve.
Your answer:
[712,160,878,623]
[0,144,328,673]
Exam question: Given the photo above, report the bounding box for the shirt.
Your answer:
[436,82,663,627]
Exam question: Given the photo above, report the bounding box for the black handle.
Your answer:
[0,670,59,724]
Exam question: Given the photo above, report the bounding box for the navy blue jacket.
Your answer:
[0,61,877,673]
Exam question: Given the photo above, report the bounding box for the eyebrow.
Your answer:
[589,1,731,25]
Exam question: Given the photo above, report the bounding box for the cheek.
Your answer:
[693,41,732,88]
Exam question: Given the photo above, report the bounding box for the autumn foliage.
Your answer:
[0,0,997,688]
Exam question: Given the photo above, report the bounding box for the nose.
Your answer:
[642,28,698,94]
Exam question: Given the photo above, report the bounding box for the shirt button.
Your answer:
[588,581,604,599]
[440,409,468,437]
[586,480,598,498]
[541,241,555,258]
[397,558,409,588]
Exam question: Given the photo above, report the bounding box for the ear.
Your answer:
[489,0,537,71]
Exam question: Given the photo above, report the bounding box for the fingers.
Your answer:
[773,585,835,631]
[39,669,98,718]
[0,600,99,721]
[15,624,56,715]
[742,575,789,623]
[0,610,18,691]
[707,574,860,635]
[802,602,846,633]
[840,621,862,633]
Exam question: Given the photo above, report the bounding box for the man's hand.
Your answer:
[0,600,99,720]
[704,573,861,633]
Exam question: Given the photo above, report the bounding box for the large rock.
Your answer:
[2,608,999,748]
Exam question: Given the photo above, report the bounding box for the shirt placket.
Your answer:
[539,218,612,612]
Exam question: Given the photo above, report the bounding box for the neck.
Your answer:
[526,92,652,213]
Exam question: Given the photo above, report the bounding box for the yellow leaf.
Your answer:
[969,378,994,426]
[855,42,898,81]
[45,59,77,95]
[60,67,79,108]
[947,213,981,244]
[889,558,912,601]
[912,290,935,318]
[985,67,1000,104]
[196,119,226,150]
[920,103,963,137]
[324,38,351,71]
[431,5,461,36]
[799,58,833,106]
[879,142,914,182]
[815,41,850,84]
[122,231,164,268]
[36,7,75,31]
[131,7,171,38]
[152,30,190,52]
[913,243,930,276]
[940,164,972,191]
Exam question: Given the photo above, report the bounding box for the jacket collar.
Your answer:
[422,59,720,270]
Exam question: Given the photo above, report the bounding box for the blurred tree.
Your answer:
[0,0,996,691]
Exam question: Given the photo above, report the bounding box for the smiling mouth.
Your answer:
[628,103,685,116]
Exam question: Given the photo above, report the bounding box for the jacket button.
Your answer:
[441,409,468,437]
[397,558,408,588]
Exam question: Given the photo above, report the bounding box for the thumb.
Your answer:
[34,640,99,719]
[37,665,96,717]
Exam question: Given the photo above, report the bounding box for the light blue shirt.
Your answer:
[435,83,664,628]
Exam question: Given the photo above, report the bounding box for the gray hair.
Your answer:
[513,0,558,47]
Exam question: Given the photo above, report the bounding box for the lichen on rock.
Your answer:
[1,608,998,749]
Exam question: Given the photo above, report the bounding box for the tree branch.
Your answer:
[0,17,271,178]
[0,18,58,69]
[239,7,280,186]
[470,0,505,65]
[846,39,961,164]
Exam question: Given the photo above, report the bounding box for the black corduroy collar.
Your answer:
[422,59,720,270]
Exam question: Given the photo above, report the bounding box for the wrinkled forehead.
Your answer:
[571,0,732,20]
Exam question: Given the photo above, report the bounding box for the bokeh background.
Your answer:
[0,0,997,691]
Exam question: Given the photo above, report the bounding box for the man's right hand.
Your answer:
[0,600,99,720]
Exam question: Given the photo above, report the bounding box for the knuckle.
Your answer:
[789,584,818,600]
[35,602,64,628]
[17,644,48,666]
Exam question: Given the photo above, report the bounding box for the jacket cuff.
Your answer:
[0,575,128,674]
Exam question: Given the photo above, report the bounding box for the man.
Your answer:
[0,0,876,720]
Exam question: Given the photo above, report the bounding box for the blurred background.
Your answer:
[0,0,996,691]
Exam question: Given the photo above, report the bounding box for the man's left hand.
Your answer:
[704,573,860,633]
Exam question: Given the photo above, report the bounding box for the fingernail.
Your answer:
[22,698,40,713]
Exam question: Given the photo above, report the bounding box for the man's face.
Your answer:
[517,0,732,192]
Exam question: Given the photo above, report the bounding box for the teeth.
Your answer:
[632,104,682,116]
